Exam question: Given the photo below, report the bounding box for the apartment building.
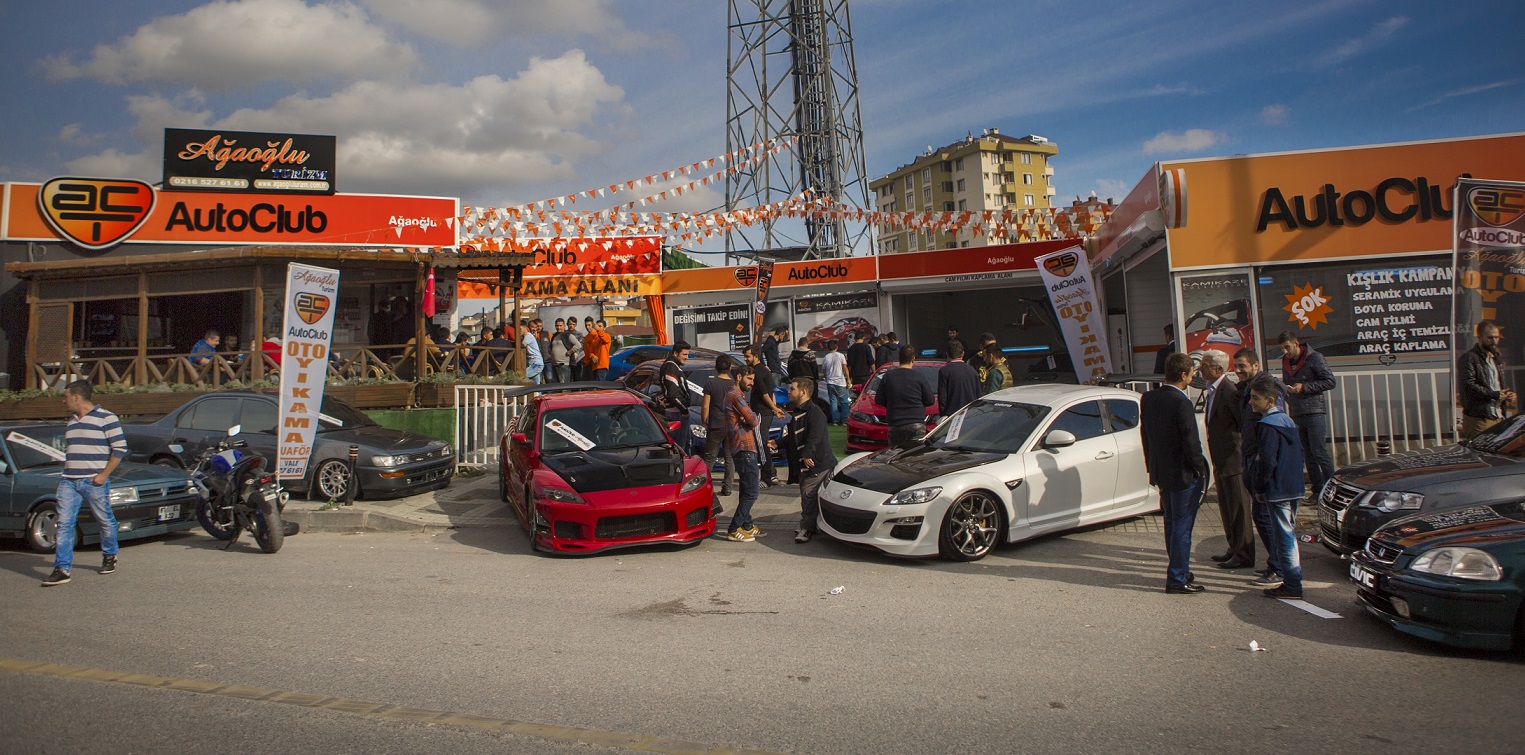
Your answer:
[869,129,1058,253]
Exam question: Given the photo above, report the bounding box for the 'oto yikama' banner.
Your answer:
[276,263,340,481]
[1035,246,1111,383]
[1453,177,1525,395]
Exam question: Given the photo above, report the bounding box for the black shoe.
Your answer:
[1250,572,1284,588]
[719,487,731,497]
[41,568,71,587]
[100,555,117,575]
[1210,553,1231,562]
[1165,582,1205,594]
[1263,586,1303,599]
[1214,559,1253,570]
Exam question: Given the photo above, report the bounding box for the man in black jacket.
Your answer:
[660,341,692,452]
[1140,352,1210,594]
[1457,320,1516,439]
[761,326,786,379]
[875,332,901,368]
[936,342,980,417]
[1200,351,1254,570]
[846,331,876,388]
[1277,332,1336,500]
[876,346,934,448]
[781,377,836,543]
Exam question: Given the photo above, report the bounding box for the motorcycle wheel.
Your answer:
[196,498,239,541]
[251,494,284,554]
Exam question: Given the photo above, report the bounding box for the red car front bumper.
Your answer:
[529,488,717,554]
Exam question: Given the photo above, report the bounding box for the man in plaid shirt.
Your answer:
[43,381,127,586]
[724,369,764,542]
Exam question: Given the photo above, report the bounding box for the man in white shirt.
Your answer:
[819,340,850,426]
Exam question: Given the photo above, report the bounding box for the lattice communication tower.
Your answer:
[725,0,873,260]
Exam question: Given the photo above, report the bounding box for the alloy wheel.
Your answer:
[945,492,1000,559]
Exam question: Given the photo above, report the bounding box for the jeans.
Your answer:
[888,422,926,449]
[592,368,608,381]
[553,364,571,383]
[799,467,828,532]
[827,384,851,424]
[702,429,734,489]
[730,451,759,531]
[1266,497,1303,592]
[55,478,117,572]
[1252,499,1281,574]
[1160,477,1205,587]
[1295,413,1334,498]
[526,363,544,384]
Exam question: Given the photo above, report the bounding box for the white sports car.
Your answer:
[818,384,1158,561]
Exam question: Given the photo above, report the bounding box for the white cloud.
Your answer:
[1141,129,1227,156]
[1406,79,1520,112]
[362,0,664,51]
[57,123,99,147]
[43,0,416,92]
[1260,103,1289,125]
[1092,178,1131,202]
[65,50,624,198]
[65,148,159,180]
[1313,16,1407,68]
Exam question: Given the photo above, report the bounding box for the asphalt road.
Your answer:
[3,501,1522,754]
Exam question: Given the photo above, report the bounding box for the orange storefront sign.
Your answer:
[3,181,458,248]
[1162,133,1525,269]
[660,255,878,294]
[878,239,1076,280]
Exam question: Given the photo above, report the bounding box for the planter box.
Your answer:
[414,382,457,408]
[327,383,415,409]
[0,390,209,421]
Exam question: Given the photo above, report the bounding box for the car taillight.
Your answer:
[257,474,274,485]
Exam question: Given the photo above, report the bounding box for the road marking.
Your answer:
[0,657,781,754]
[1280,599,1343,619]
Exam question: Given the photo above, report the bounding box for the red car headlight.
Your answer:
[533,482,586,504]
[679,472,710,495]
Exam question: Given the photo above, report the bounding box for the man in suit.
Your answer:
[1140,352,1210,594]
[1200,351,1255,569]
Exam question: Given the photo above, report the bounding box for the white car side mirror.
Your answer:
[1042,429,1077,449]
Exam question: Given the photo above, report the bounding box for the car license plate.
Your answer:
[1349,562,1377,590]
[157,504,180,522]
[1318,507,1337,530]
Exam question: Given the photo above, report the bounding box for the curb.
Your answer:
[282,507,455,535]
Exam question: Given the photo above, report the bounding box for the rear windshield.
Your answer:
[4,427,69,469]
[1468,414,1525,459]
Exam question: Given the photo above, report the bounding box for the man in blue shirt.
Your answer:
[43,381,128,586]
[521,320,544,384]
[190,329,220,367]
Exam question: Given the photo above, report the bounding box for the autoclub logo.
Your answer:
[1043,252,1078,277]
[1466,186,1525,227]
[734,267,759,287]
[294,292,331,324]
[1284,282,1333,329]
[38,177,156,251]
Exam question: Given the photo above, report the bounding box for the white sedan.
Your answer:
[817,384,1158,561]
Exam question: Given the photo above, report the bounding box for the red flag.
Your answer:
[422,267,437,317]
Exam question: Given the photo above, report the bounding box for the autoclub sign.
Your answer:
[163,127,337,194]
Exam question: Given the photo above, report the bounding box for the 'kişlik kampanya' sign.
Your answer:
[1035,246,1111,383]
[277,263,340,480]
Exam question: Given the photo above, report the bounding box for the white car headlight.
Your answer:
[690,424,708,440]
[108,486,138,504]
[1410,547,1502,581]
[1361,490,1423,512]
[887,486,942,506]
[680,473,710,495]
[371,455,404,467]
[438,444,453,458]
[534,483,586,504]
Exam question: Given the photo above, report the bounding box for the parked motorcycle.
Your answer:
[180,426,294,553]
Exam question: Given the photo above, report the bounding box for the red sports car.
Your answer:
[846,360,946,452]
[498,387,716,554]
[805,316,877,351]
[1183,299,1256,368]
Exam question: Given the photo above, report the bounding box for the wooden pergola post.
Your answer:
[251,265,265,382]
[135,273,148,385]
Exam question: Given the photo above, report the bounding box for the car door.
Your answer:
[507,400,539,524]
[172,397,242,461]
[1102,397,1151,512]
[1020,400,1118,530]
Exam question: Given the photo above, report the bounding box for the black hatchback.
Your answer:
[123,390,453,501]
[1317,414,1525,556]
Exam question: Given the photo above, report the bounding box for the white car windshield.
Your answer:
[924,400,1050,454]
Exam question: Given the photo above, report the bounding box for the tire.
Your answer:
[196,497,239,541]
[312,459,354,501]
[499,466,510,503]
[252,494,284,554]
[937,491,1004,562]
[151,455,184,470]
[25,502,62,553]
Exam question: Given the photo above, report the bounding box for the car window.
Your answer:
[241,399,278,435]
[1103,399,1139,432]
[539,403,665,453]
[1047,401,1106,441]
[187,398,239,432]
[317,397,375,428]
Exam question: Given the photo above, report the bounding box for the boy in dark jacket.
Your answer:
[1243,381,1305,599]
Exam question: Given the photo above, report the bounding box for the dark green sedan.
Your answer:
[0,423,204,552]
[1349,500,1525,651]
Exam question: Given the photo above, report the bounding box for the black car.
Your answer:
[1349,500,1525,651]
[1318,414,1525,556]
[123,390,453,501]
[620,359,787,458]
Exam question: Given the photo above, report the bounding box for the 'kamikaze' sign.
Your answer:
[276,263,340,480]
[1035,246,1112,383]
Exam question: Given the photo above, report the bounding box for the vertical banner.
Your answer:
[277,263,341,480]
[752,260,776,343]
[1452,178,1525,405]
[1035,246,1112,383]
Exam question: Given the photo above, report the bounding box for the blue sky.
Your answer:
[2,0,1522,248]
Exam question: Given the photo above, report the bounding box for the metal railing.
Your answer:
[454,384,531,471]
[1328,367,1455,466]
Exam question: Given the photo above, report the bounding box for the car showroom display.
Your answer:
[497,385,717,554]
[821,384,1155,561]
